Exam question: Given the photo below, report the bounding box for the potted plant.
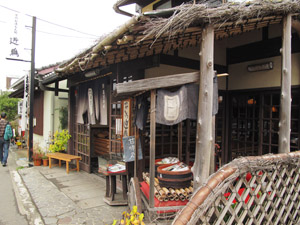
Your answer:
[32,148,42,166]
[49,129,71,153]
[42,155,49,166]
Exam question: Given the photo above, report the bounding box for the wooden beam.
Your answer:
[149,90,156,208]
[227,34,300,65]
[55,81,59,96]
[193,24,214,190]
[115,71,199,95]
[160,54,227,73]
[279,14,292,153]
[115,69,228,96]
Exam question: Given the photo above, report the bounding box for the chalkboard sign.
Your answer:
[122,136,143,162]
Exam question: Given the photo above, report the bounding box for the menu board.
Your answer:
[122,136,143,162]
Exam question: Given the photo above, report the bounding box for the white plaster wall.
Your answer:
[145,64,227,90]
[144,53,300,91]
[228,53,300,90]
[145,64,196,79]
[33,80,68,153]
[32,133,45,154]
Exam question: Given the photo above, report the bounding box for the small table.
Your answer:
[99,168,128,206]
[47,153,82,174]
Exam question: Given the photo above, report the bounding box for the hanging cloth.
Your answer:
[156,84,198,125]
[134,93,149,130]
[156,82,218,126]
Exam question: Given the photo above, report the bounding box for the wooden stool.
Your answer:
[99,169,128,206]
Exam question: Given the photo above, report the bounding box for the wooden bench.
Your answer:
[46,153,82,174]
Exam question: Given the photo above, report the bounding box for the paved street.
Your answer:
[0,146,28,225]
[0,146,168,225]
[5,146,129,225]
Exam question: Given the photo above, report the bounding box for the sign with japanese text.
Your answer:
[6,13,26,61]
[21,73,29,131]
[100,83,108,125]
[122,136,143,162]
[122,99,131,137]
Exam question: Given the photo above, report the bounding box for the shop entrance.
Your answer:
[228,88,300,161]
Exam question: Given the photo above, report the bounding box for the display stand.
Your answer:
[99,169,128,206]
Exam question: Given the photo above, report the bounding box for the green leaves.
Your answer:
[0,92,19,121]
[49,129,71,153]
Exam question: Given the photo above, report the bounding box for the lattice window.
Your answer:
[197,166,300,224]
[73,123,90,169]
[173,152,300,225]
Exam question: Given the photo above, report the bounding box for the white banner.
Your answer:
[21,74,29,131]
[6,13,26,61]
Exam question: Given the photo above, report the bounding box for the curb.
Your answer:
[10,170,44,225]
[9,148,44,225]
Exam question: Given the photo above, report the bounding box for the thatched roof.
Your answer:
[56,0,300,76]
[143,0,300,40]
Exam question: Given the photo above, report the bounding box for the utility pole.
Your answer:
[28,16,36,162]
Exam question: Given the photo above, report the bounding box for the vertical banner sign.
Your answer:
[100,83,108,125]
[88,88,96,124]
[21,73,29,131]
[122,99,131,138]
[6,13,25,61]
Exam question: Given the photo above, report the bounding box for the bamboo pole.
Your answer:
[143,172,193,202]
[92,16,141,54]
[279,14,292,154]
[193,24,215,190]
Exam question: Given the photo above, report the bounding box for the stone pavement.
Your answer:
[10,146,128,225]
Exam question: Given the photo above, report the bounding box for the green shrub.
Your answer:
[49,129,71,153]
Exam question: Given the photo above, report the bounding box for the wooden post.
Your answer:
[185,119,191,165]
[28,16,36,162]
[279,14,292,154]
[149,90,156,208]
[210,116,215,174]
[193,24,214,190]
[178,122,183,161]
[134,127,139,178]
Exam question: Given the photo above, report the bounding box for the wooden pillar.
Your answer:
[178,122,183,161]
[68,87,74,155]
[149,90,156,208]
[210,116,215,174]
[279,14,292,153]
[134,127,139,178]
[193,24,214,190]
[185,119,191,165]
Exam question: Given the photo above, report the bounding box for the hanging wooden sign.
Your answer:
[122,99,131,137]
[122,136,143,162]
[100,82,108,125]
[88,88,96,124]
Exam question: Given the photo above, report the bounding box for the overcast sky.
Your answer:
[0,0,135,91]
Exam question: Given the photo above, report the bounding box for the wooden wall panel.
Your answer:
[33,91,44,135]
